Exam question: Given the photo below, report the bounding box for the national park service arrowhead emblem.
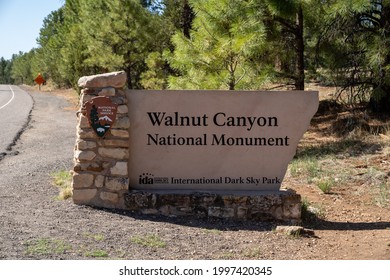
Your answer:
[85,97,118,137]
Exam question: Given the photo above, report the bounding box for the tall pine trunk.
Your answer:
[369,4,390,114]
[295,4,305,90]
[182,0,194,39]
[126,65,132,89]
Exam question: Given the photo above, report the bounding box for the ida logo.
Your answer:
[139,173,154,185]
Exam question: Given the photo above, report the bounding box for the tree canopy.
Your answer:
[0,0,388,113]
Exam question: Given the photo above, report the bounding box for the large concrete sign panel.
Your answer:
[128,90,318,192]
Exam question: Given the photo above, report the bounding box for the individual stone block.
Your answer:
[98,87,116,97]
[160,205,181,216]
[95,175,105,188]
[73,162,104,172]
[118,105,128,114]
[110,162,128,176]
[200,195,218,205]
[110,129,129,138]
[222,195,248,207]
[106,177,129,191]
[78,71,127,88]
[78,115,90,129]
[208,207,235,218]
[100,191,119,204]
[124,192,152,210]
[72,173,94,189]
[101,139,129,148]
[74,150,96,161]
[237,207,248,219]
[282,194,302,219]
[77,140,97,150]
[80,93,94,104]
[111,97,127,105]
[73,163,82,172]
[98,148,128,160]
[73,189,97,203]
[78,128,98,139]
[81,88,98,95]
[116,89,126,96]
[112,117,130,129]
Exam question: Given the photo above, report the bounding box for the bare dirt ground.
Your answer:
[0,84,388,260]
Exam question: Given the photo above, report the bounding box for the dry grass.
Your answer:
[51,170,73,200]
[286,84,390,213]
[130,234,167,248]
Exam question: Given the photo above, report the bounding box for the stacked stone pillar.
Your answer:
[72,71,130,209]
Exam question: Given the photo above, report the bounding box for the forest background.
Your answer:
[0,0,389,113]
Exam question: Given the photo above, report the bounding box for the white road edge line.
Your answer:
[0,85,16,110]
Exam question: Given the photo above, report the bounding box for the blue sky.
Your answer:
[0,0,64,60]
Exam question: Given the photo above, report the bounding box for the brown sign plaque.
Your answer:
[128,90,318,192]
[85,97,118,137]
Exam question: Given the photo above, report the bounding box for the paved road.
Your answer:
[0,85,33,158]
[0,89,77,259]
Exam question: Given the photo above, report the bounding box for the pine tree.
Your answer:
[78,0,158,89]
[139,0,195,89]
[317,0,390,113]
[169,0,267,90]
[0,57,12,84]
[57,0,97,89]
[365,0,390,113]
[11,51,35,85]
[260,0,323,90]
[158,0,195,39]
[140,52,170,89]
[35,8,66,86]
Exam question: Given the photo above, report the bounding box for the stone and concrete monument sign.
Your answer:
[128,90,318,192]
[72,71,319,223]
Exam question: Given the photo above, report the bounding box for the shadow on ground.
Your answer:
[303,211,390,231]
[89,205,279,232]
[295,139,383,158]
[85,205,389,233]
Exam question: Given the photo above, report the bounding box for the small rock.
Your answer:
[275,226,303,236]
[275,226,315,236]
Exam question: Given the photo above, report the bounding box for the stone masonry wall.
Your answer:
[72,71,129,209]
[123,191,301,224]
